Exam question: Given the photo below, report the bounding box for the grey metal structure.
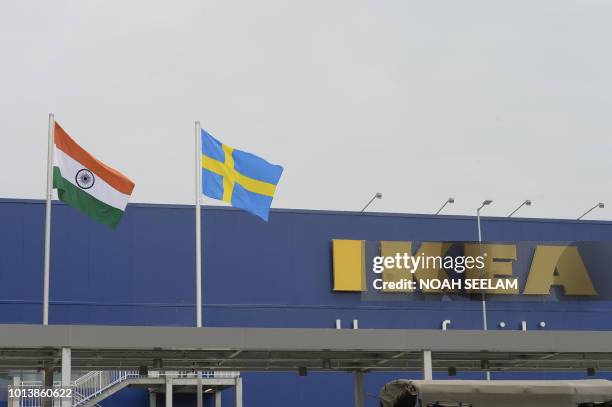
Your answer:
[4,324,612,407]
[1,324,612,372]
[86,374,239,407]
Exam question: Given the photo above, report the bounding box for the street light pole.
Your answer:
[508,200,531,218]
[477,200,491,244]
[477,199,492,381]
[435,197,455,215]
[577,202,604,220]
[361,192,382,212]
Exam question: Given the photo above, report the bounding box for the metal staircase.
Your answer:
[72,370,138,406]
[12,370,239,407]
[15,371,136,407]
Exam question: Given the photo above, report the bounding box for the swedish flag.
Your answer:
[201,129,283,221]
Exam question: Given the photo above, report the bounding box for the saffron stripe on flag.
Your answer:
[54,123,135,195]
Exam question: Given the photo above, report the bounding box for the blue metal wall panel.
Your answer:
[2,199,612,406]
[2,198,612,330]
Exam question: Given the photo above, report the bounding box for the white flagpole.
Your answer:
[195,121,204,407]
[195,121,202,327]
[43,113,55,325]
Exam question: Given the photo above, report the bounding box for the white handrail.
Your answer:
[72,370,139,406]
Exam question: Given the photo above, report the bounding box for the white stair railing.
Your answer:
[72,370,138,406]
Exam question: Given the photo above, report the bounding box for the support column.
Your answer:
[235,377,242,407]
[10,376,20,407]
[197,372,203,407]
[42,367,54,407]
[215,390,222,407]
[61,347,71,407]
[423,350,433,380]
[354,371,364,407]
[165,377,173,407]
[149,390,157,407]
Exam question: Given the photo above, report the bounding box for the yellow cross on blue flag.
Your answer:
[201,129,283,221]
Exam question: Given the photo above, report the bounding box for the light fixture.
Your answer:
[508,200,532,217]
[477,200,493,242]
[577,202,605,220]
[479,200,493,209]
[360,192,383,212]
[435,197,455,215]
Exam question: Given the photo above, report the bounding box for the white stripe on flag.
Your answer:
[53,146,131,211]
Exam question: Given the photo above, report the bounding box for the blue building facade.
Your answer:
[1,198,612,406]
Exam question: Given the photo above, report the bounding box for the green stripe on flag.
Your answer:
[53,167,125,229]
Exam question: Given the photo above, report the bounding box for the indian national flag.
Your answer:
[52,123,135,228]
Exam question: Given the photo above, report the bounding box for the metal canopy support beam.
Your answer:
[354,371,364,407]
[423,350,433,380]
[1,324,612,353]
[149,390,156,407]
[2,325,612,372]
[215,390,222,407]
[235,377,242,407]
[61,347,71,407]
[165,377,173,407]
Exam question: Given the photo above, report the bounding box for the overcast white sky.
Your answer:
[1,0,612,220]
